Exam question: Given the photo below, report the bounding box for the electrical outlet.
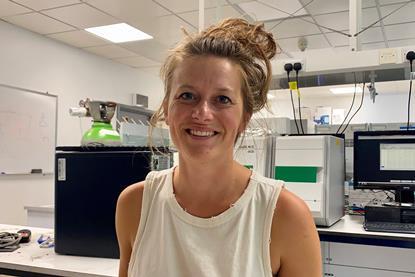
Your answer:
[282,59,306,72]
[379,48,398,64]
[402,48,415,63]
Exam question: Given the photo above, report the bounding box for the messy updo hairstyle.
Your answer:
[150,17,279,130]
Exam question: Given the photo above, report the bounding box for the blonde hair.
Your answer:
[150,18,279,133]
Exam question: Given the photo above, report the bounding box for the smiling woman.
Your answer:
[115,18,322,277]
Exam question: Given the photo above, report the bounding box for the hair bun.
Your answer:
[203,18,279,61]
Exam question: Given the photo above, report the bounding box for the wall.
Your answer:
[0,21,163,225]
[266,92,412,127]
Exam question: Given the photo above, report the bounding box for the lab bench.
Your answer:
[1,216,415,276]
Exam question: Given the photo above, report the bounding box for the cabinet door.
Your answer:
[324,264,415,277]
[329,242,415,273]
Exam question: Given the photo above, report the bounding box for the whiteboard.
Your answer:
[0,84,57,175]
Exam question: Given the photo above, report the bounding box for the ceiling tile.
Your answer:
[379,0,409,5]
[361,41,386,50]
[47,30,110,48]
[385,22,415,40]
[0,0,31,17]
[313,11,349,33]
[388,38,415,47]
[325,31,349,47]
[259,0,307,15]
[84,45,137,59]
[306,0,349,15]
[84,0,171,18]
[4,12,75,34]
[360,26,384,43]
[277,34,331,53]
[380,2,415,25]
[122,39,169,62]
[179,5,242,28]
[42,3,119,29]
[152,0,249,14]
[267,17,321,39]
[238,0,307,21]
[12,0,80,11]
[140,15,196,47]
[114,56,161,68]
[138,66,162,77]
[363,0,376,8]
[362,7,380,28]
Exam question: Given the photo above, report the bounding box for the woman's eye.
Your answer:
[217,95,232,104]
[178,92,195,101]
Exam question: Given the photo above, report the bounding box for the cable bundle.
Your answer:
[0,232,22,251]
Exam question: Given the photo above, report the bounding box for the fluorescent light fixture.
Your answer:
[267,93,275,99]
[85,23,152,43]
[330,86,363,94]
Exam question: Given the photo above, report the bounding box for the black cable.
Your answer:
[407,62,413,131]
[295,72,305,134]
[336,72,357,134]
[288,72,300,134]
[340,81,366,135]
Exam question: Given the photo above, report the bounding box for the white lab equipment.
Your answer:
[274,135,345,226]
[119,121,169,147]
[234,131,273,177]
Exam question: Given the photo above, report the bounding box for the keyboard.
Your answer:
[364,221,415,234]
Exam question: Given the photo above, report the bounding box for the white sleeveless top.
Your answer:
[128,167,284,277]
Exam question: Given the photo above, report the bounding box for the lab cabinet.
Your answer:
[321,242,415,276]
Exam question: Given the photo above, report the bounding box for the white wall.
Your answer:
[0,21,163,225]
[266,92,413,126]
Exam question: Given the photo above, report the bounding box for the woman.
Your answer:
[116,18,322,277]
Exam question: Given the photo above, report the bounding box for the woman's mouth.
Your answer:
[186,129,218,137]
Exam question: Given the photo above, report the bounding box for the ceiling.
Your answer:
[0,0,414,78]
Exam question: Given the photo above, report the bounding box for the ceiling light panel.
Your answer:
[42,3,119,29]
[4,12,75,34]
[12,0,80,11]
[85,23,152,43]
[0,0,31,17]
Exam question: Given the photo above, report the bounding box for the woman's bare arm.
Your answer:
[271,188,322,277]
[115,181,145,277]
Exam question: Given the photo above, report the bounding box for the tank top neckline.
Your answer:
[165,167,258,228]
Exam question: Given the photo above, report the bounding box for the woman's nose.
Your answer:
[192,100,214,121]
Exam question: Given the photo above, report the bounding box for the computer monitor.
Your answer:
[354,130,415,204]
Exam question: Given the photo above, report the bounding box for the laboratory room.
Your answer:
[1,0,415,276]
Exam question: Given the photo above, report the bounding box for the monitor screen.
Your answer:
[354,130,415,190]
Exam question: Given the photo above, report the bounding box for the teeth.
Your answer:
[189,130,215,137]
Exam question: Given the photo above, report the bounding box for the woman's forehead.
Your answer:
[172,56,242,90]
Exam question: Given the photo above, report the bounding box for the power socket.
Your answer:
[281,59,306,72]
[402,48,415,63]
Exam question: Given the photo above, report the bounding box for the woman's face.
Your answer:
[165,55,247,162]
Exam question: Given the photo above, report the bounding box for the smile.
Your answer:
[186,129,218,137]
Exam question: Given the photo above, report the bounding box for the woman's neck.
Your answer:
[172,155,251,217]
